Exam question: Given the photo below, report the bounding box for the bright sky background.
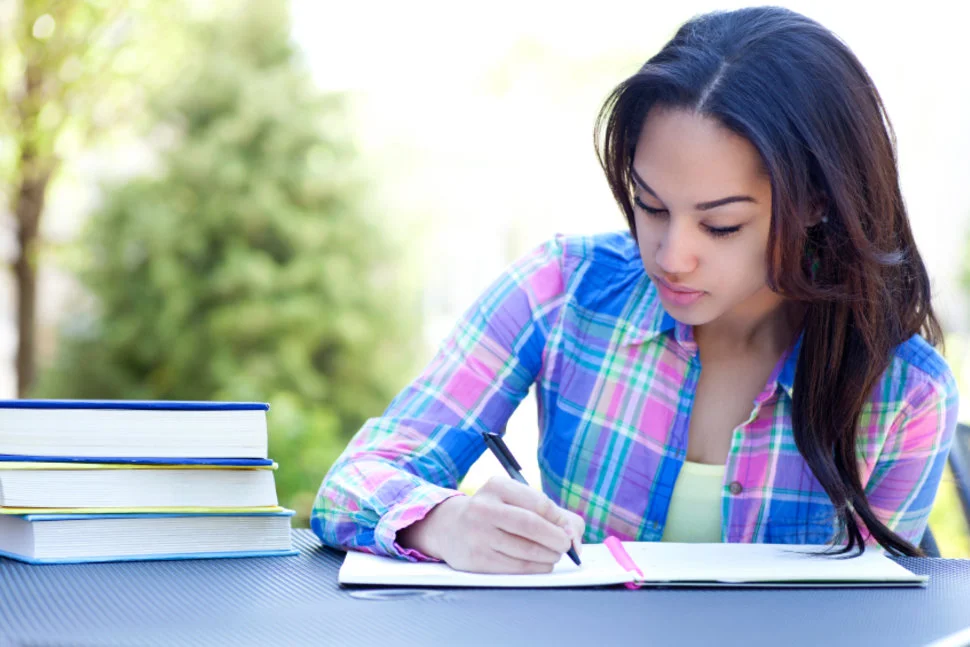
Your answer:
[3,0,967,428]
[292,0,970,333]
[291,0,970,485]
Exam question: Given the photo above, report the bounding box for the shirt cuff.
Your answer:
[374,482,466,561]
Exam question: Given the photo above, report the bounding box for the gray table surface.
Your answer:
[2,529,969,647]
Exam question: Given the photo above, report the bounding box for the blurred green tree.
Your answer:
[35,0,421,524]
[0,0,158,396]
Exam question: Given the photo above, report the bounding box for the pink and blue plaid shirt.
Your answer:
[312,232,958,559]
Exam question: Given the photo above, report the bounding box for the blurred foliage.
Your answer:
[0,0,166,395]
[934,333,970,557]
[0,0,165,188]
[929,465,970,558]
[34,0,421,526]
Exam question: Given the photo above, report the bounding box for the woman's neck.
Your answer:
[694,291,802,358]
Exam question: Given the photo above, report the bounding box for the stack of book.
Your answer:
[0,400,296,564]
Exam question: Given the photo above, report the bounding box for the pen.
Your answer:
[482,431,582,566]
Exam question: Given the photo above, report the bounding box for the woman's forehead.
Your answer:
[632,108,770,202]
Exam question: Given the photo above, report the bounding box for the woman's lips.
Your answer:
[653,276,705,307]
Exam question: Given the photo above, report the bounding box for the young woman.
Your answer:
[311,6,958,573]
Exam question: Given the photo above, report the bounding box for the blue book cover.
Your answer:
[17,509,295,521]
[0,455,274,467]
[0,548,299,564]
[0,400,269,411]
[0,509,298,564]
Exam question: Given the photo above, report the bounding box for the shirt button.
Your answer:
[729,481,744,495]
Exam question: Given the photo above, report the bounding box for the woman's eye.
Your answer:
[633,196,667,216]
[635,196,743,238]
[704,225,743,238]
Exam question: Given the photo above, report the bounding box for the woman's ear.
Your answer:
[807,195,830,227]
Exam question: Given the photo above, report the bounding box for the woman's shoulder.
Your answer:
[550,229,642,270]
[893,335,951,380]
[886,334,959,407]
[542,230,648,305]
[543,229,644,287]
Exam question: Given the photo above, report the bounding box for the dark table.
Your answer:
[2,529,969,646]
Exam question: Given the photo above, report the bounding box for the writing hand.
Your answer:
[398,476,585,574]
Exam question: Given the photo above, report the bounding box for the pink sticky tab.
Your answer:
[604,536,643,590]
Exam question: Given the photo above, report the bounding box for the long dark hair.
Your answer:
[595,6,941,556]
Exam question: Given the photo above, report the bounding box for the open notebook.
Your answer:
[339,538,927,589]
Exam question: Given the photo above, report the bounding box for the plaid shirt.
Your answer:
[312,232,958,559]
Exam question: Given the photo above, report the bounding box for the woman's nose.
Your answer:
[655,220,698,276]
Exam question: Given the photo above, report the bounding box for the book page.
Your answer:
[338,544,631,588]
[622,542,926,584]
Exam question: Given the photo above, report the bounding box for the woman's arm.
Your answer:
[310,236,572,560]
[864,371,960,546]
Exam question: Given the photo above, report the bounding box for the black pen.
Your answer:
[482,431,582,566]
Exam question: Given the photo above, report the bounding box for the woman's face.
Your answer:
[631,106,779,328]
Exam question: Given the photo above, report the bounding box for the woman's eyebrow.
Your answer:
[630,167,758,211]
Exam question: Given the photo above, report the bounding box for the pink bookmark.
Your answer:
[604,536,643,590]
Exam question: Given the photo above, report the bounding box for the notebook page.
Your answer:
[338,544,632,588]
[622,542,926,584]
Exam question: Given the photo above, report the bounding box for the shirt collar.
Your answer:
[754,330,802,403]
[616,274,677,347]
[775,331,802,398]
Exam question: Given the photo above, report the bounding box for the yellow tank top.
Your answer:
[660,460,725,543]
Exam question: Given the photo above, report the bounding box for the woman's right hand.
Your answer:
[397,475,585,574]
